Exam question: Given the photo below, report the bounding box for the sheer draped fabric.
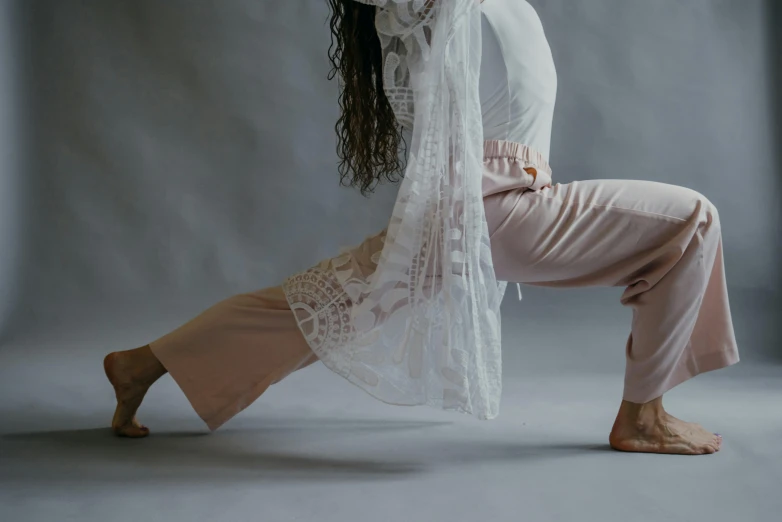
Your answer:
[282,0,506,419]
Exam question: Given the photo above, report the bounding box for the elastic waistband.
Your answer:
[483,140,552,176]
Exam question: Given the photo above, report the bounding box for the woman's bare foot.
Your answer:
[104,345,166,438]
[609,397,722,455]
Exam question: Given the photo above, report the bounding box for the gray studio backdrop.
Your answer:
[1,1,779,360]
[0,0,26,342]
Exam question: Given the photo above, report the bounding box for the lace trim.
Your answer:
[282,261,505,414]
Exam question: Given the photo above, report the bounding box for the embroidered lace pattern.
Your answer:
[283,0,505,419]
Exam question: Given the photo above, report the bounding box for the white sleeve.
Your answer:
[284,0,506,420]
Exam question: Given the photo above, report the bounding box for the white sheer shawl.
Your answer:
[282,0,506,419]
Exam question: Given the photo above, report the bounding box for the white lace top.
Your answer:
[283,0,557,420]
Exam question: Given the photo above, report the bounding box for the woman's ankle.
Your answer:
[125,345,167,383]
[615,396,666,429]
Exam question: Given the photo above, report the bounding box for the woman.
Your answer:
[104,0,739,455]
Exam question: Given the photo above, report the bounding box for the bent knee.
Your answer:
[694,191,720,230]
[670,184,720,230]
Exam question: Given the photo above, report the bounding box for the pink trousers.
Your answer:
[150,146,740,431]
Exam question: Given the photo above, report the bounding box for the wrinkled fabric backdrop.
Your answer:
[0,0,779,362]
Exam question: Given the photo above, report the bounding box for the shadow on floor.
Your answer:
[0,426,424,484]
[0,416,614,485]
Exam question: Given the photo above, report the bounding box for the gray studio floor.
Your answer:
[2,287,781,522]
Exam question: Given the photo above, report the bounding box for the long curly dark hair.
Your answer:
[326,0,406,196]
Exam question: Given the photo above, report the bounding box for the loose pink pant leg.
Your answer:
[150,178,740,431]
[484,179,740,403]
[149,287,318,431]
